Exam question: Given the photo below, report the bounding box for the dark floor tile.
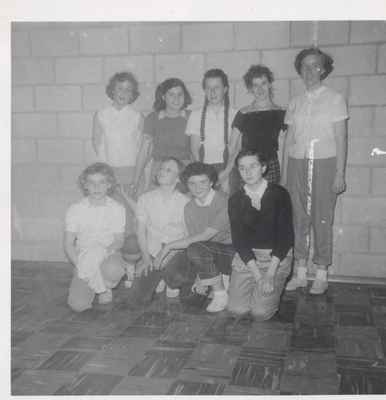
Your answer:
[244,323,291,352]
[230,360,282,390]
[224,384,280,395]
[11,369,76,395]
[338,369,386,394]
[283,351,337,377]
[12,347,53,370]
[335,326,384,360]
[372,305,386,328]
[128,349,192,378]
[238,347,286,366]
[37,350,96,371]
[39,319,88,335]
[55,372,123,395]
[271,298,297,323]
[202,314,252,345]
[121,325,165,338]
[295,293,335,326]
[167,380,225,395]
[99,337,155,360]
[11,368,23,382]
[370,286,386,299]
[335,304,374,326]
[291,323,335,352]
[111,376,174,395]
[60,336,112,351]
[132,310,174,328]
[182,343,240,379]
[280,373,339,395]
[68,308,109,323]
[331,285,370,306]
[80,354,132,376]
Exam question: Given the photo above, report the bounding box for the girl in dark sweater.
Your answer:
[227,149,294,320]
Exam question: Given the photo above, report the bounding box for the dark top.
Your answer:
[144,110,191,161]
[228,183,294,263]
[232,109,286,160]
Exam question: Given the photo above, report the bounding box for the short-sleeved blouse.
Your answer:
[232,109,286,160]
[143,110,191,161]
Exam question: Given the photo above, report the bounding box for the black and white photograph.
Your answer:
[7,1,386,396]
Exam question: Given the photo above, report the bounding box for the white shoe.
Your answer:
[98,289,112,304]
[309,279,328,295]
[155,279,166,293]
[206,290,228,313]
[166,286,180,298]
[285,276,307,291]
[222,274,230,292]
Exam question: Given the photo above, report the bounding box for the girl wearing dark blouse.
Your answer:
[220,65,287,194]
[227,149,294,321]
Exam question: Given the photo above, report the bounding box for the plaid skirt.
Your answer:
[265,156,281,184]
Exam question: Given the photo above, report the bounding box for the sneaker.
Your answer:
[155,279,166,293]
[206,290,228,313]
[285,276,308,291]
[98,289,112,304]
[166,286,180,298]
[309,279,328,295]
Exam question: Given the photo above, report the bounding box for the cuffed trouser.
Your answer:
[227,249,292,321]
[67,252,125,312]
[286,157,337,266]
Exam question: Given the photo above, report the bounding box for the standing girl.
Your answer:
[134,78,192,193]
[185,68,236,191]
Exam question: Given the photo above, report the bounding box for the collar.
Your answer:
[158,109,187,119]
[85,196,110,208]
[306,85,326,99]
[244,179,268,199]
[194,188,216,207]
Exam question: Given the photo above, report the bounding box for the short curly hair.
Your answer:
[78,162,117,196]
[294,47,334,80]
[180,162,218,188]
[243,64,274,89]
[105,71,140,102]
[153,78,192,111]
[235,149,269,177]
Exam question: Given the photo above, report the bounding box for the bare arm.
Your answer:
[280,125,295,186]
[106,232,125,254]
[277,128,286,173]
[219,127,242,182]
[190,135,201,162]
[64,231,78,266]
[92,112,104,157]
[117,186,137,214]
[332,119,348,194]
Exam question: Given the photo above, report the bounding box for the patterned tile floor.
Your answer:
[11,260,386,395]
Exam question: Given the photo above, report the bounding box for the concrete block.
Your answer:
[377,43,386,73]
[130,23,180,54]
[235,22,290,50]
[374,106,386,136]
[350,21,386,43]
[12,113,57,138]
[262,49,301,79]
[103,55,154,83]
[345,167,371,195]
[82,84,109,111]
[30,29,79,56]
[370,227,386,252]
[185,82,205,109]
[290,21,349,46]
[334,224,369,252]
[290,77,349,98]
[79,27,128,54]
[36,86,81,111]
[206,51,260,80]
[348,107,373,137]
[12,189,39,217]
[36,191,81,218]
[131,82,156,114]
[12,86,34,112]
[12,241,67,262]
[12,139,36,163]
[12,58,55,85]
[37,139,83,164]
[182,23,233,52]
[235,79,289,109]
[348,137,386,166]
[55,57,102,84]
[155,54,204,82]
[84,139,99,165]
[342,197,386,225]
[325,45,376,76]
[59,165,84,192]
[11,31,30,56]
[350,76,386,106]
[372,168,386,195]
[12,164,61,193]
[57,112,93,139]
[19,217,64,242]
[338,254,386,278]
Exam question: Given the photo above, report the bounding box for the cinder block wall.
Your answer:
[11,21,386,279]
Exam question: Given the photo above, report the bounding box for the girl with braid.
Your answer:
[185,69,236,192]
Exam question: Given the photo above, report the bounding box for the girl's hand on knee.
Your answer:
[259,274,275,296]
[135,257,153,277]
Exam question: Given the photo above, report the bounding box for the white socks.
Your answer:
[315,268,327,281]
